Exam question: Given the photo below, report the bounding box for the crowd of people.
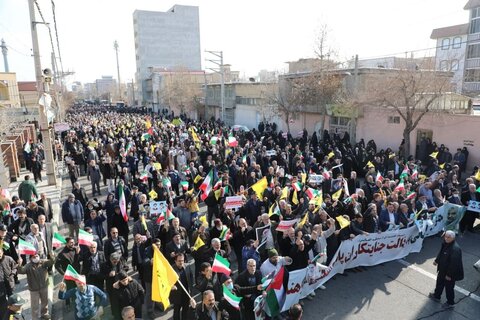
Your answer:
[0,105,479,320]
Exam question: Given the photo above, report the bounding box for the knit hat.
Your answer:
[117,271,128,281]
[268,249,278,258]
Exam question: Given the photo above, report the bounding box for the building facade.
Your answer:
[0,72,20,108]
[133,5,201,103]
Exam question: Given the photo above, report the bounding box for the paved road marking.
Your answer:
[397,259,480,303]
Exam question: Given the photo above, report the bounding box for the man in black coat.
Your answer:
[460,183,480,233]
[170,253,194,320]
[235,258,263,320]
[103,227,128,261]
[81,241,106,290]
[428,231,464,308]
[36,193,53,222]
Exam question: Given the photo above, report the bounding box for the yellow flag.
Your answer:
[268,203,279,217]
[475,170,480,181]
[199,214,208,226]
[328,152,335,159]
[251,177,268,198]
[301,173,307,184]
[298,213,308,228]
[153,162,162,171]
[388,153,396,159]
[367,161,375,168]
[332,189,343,201]
[190,129,200,143]
[151,245,179,307]
[336,215,350,229]
[439,163,445,169]
[151,144,156,153]
[149,190,158,199]
[292,190,299,205]
[192,236,205,251]
[430,152,438,158]
[214,188,223,200]
[310,194,323,207]
[280,187,289,200]
[194,175,203,184]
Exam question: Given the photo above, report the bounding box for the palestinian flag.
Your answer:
[394,179,405,192]
[265,266,287,317]
[223,285,242,310]
[118,184,128,222]
[52,232,66,248]
[156,208,174,225]
[200,170,214,201]
[141,133,151,141]
[305,187,320,200]
[78,229,94,246]
[212,254,231,275]
[219,226,232,241]
[228,134,238,147]
[376,172,384,183]
[64,265,86,284]
[180,181,189,190]
[18,239,36,255]
[292,182,302,192]
[268,203,280,217]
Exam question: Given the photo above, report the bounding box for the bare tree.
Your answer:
[160,67,202,117]
[358,65,452,157]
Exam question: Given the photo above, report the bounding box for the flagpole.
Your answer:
[176,277,194,301]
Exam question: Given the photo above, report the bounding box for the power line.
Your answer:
[6,45,31,57]
[50,0,64,75]
[34,0,59,74]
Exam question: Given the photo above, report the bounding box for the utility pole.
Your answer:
[205,50,225,123]
[1,39,9,72]
[114,40,121,100]
[28,0,56,185]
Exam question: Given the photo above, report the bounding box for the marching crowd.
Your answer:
[0,105,479,320]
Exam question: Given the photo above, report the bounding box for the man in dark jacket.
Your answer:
[170,253,194,320]
[61,194,84,239]
[81,241,106,290]
[112,271,145,319]
[428,231,464,308]
[235,258,263,320]
[193,290,228,320]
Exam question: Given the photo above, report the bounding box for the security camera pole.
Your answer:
[28,0,57,185]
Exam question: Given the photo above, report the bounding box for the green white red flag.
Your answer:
[223,284,242,309]
[64,264,86,284]
[212,254,231,275]
[78,229,94,246]
[52,232,66,248]
[18,239,36,255]
[118,183,128,222]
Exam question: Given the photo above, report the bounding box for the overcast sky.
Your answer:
[0,0,469,84]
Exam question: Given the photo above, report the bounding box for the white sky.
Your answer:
[0,0,470,84]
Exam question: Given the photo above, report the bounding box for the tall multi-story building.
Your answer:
[463,0,480,95]
[133,5,201,104]
[95,76,116,100]
[430,24,468,93]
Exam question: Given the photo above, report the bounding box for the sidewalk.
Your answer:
[8,168,63,320]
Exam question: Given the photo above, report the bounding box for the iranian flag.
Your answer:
[265,266,287,317]
[305,188,320,200]
[18,239,36,255]
[406,192,417,200]
[228,134,238,147]
[118,183,128,222]
[212,254,231,275]
[411,168,418,180]
[276,219,298,232]
[180,181,189,190]
[242,155,247,164]
[52,232,66,248]
[78,229,94,246]
[219,226,232,241]
[140,170,148,181]
[156,208,174,225]
[400,166,409,179]
[64,264,86,284]
[123,143,133,157]
[394,179,405,192]
[223,285,242,310]
[322,168,331,180]
[200,170,214,201]
[292,182,302,192]
[376,172,384,183]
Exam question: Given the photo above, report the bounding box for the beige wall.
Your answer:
[357,106,480,170]
[0,72,20,108]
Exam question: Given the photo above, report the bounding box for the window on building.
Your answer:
[467,43,480,58]
[388,116,400,124]
[470,18,480,34]
[330,116,350,126]
[472,7,480,19]
[464,69,480,82]
[441,38,450,50]
[451,59,459,71]
[439,60,449,71]
[452,37,462,49]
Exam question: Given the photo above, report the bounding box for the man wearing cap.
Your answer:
[17,252,54,320]
[112,271,145,320]
[3,293,26,320]
[428,230,464,308]
[61,194,84,240]
[260,249,292,277]
[58,278,107,320]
